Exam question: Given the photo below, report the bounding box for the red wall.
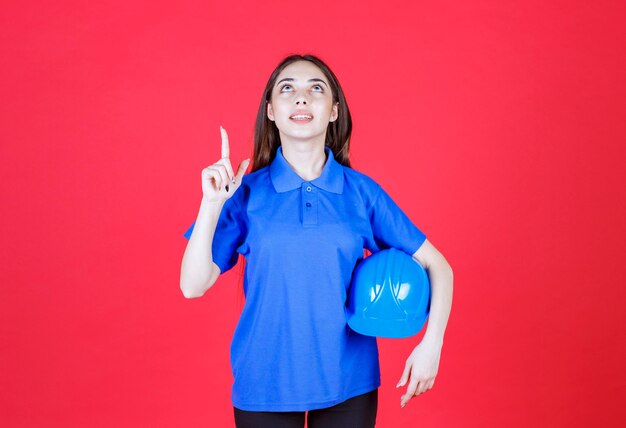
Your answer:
[1,1,625,427]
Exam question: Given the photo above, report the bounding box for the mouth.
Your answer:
[289,111,314,123]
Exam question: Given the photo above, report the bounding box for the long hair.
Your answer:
[251,54,353,171]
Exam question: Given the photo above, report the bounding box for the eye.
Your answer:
[279,84,293,92]
[311,84,324,92]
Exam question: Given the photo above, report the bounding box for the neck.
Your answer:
[280,141,327,182]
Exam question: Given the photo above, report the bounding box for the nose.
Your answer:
[295,89,309,105]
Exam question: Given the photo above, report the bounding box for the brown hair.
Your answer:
[250,54,353,171]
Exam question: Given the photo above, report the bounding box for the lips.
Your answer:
[289,110,314,121]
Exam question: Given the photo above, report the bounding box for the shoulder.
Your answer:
[342,165,383,201]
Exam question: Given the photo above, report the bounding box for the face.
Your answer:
[267,61,338,144]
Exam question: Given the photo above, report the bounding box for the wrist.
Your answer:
[200,196,225,209]
[199,197,225,220]
[421,333,444,348]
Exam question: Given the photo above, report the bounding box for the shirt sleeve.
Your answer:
[367,184,427,256]
[182,196,247,274]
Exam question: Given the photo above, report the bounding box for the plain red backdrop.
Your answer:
[1,1,625,427]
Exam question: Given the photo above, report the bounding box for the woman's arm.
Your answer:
[179,198,224,298]
[413,239,453,345]
[180,126,250,299]
[397,238,453,408]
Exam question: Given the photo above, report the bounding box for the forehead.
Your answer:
[275,61,326,83]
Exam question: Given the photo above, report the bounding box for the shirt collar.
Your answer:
[270,145,344,194]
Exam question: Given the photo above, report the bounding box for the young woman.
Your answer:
[180,54,453,428]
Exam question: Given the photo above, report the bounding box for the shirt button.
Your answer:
[306,186,312,192]
[306,202,311,207]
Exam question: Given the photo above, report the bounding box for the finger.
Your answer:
[206,165,228,191]
[416,379,428,395]
[396,361,411,388]
[202,168,221,191]
[209,165,229,191]
[401,391,415,408]
[234,158,251,183]
[220,156,236,183]
[220,126,230,160]
[406,376,419,398]
[401,376,419,407]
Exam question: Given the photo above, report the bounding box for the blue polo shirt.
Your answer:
[183,145,426,412]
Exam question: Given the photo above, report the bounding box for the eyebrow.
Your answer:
[276,78,328,87]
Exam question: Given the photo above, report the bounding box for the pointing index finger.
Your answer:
[220,126,230,159]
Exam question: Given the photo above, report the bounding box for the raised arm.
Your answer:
[179,126,250,298]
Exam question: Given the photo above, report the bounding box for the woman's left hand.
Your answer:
[396,337,442,408]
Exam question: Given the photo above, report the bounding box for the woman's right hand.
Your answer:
[201,126,251,204]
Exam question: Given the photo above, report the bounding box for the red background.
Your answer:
[1,1,625,427]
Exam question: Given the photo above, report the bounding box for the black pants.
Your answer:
[233,389,378,428]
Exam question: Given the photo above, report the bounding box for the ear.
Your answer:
[329,102,339,122]
[267,101,275,121]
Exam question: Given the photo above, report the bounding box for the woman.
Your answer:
[180,54,453,428]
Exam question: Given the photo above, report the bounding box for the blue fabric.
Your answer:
[183,145,427,411]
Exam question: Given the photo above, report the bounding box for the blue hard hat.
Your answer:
[346,248,431,338]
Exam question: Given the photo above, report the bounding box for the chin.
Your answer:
[285,132,326,142]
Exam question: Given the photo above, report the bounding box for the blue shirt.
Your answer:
[184,145,426,411]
